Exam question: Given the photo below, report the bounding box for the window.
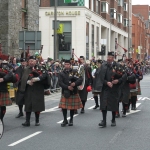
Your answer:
[118,14,123,23]
[91,25,95,56]
[101,2,109,13]
[96,27,99,53]
[118,0,123,7]
[123,2,128,11]
[86,22,89,59]
[85,0,89,8]
[38,0,41,6]
[96,0,100,14]
[124,18,128,27]
[110,9,117,19]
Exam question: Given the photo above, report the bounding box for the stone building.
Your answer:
[0,0,39,57]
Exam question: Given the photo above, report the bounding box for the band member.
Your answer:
[99,52,126,128]
[92,60,103,109]
[21,56,48,127]
[15,58,27,118]
[0,60,18,121]
[59,59,83,127]
[78,56,93,113]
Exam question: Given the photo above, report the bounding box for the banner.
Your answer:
[78,0,84,6]
[64,0,78,3]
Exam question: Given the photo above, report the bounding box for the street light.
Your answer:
[54,0,57,60]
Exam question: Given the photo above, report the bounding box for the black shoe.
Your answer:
[35,122,40,126]
[68,119,73,126]
[93,105,99,109]
[122,113,126,117]
[22,121,30,127]
[115,113,120,118]
[111,120,116,127]
[61,120,68,127]
[98,120,106,128]
[126,109,130,113]
[80,108,85,114]
[16,112,24,118]
[131,105,134,110]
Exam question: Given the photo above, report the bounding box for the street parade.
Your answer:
[1,0,150,149]
[0,47,147,128]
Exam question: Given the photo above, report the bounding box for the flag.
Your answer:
[64,0,78,3]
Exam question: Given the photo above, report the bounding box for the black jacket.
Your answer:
[59,69,83,95]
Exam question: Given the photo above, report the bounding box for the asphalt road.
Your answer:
[1,75,150,150]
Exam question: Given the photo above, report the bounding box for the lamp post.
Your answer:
[54,0,58,60]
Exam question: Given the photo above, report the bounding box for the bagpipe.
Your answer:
[111,63,125,80]
[0,61,18,83]
[71,50,85,91]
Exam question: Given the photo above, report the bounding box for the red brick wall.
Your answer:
[40,0,50,7]
[132,5,149,20]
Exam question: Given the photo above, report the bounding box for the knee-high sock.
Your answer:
[94,96,99,106]
[131,96,137,107]
[81,101,86,109]
[70,110,74,120]
[122,103,128,114]
[35,112,40,123]
[112,111,116,122]
[26,112,31,122]
[0,106,6,121]
[102,110,107,122]
[19,105,23,113]
[62,109,67,121]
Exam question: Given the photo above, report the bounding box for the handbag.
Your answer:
[63,90,70,98]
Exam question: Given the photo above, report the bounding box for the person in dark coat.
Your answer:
[21,56,47,127]
[15,58,27,118]
[98,52,126,128]
[78,56,93,113]
[59,59,83,127]
[92,60,103,109]
[0,60,18,121]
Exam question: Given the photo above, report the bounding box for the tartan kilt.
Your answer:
[0,92,12,106]
[59,94,83,110]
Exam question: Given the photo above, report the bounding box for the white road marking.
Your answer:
[126,103,141,116]
[8,131,42,146]
[88,105,95,109]
[138,97,142,100]
[126,110,141,115]
[41,106,59,113]
[57,114,79,124]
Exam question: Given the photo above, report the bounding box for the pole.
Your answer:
[128,1,130,58]
[54,0,57,60]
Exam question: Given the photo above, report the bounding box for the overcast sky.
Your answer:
[132,0,150,5]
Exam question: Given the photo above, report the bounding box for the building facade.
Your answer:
[39,0,131,60]
[132,5,150,60]
[0,0,39,57]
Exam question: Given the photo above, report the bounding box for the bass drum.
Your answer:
[77,65,85,90]
[0,119,4,139]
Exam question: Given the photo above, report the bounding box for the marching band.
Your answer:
[0,50,145,133]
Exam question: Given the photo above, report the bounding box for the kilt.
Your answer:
[129,82,141,98]
[0,92,12,106]
[137,82,141,95]
[59,94,83,110]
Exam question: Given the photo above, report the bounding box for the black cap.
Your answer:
[64,59,71,64]
[29,56,36,60]
[97,60,103,64]
[108,51,114,56]
[20,58,27,62]
[80,56,84,59]
[118,59,123,62]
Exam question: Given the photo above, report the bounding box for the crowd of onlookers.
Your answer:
[2,56,150,96]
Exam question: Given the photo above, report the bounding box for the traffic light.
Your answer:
[98,45,106,55]
[59,34,65,51]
